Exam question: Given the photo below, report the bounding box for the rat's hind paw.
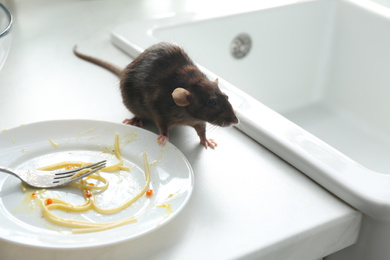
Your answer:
[201,138,218,149]
[123,117,143,127]
[157,134,169,146]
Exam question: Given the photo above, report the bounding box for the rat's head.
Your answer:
[172,77,239,127]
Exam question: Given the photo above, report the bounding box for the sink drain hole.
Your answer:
[230,33,252,59]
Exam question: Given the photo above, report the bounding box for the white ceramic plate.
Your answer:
[0,120,194,248]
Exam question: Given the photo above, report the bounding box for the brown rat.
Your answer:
[73,42,238,149]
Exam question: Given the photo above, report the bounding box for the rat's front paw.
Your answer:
[201,138,217,149]
[157,134,169,146]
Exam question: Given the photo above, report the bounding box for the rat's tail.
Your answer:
[73,45,123,77]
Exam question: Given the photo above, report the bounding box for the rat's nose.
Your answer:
[222,113,239,126]
[230,114,239,125]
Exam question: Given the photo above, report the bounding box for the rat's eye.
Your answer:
[207,99,217,107]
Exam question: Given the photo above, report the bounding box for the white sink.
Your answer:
[111,0,390,220]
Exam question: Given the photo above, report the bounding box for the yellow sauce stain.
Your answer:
[157,203,173,218]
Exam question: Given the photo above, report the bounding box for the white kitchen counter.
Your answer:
[0,0,361,259]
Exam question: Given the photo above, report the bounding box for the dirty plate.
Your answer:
[0,120,194,248]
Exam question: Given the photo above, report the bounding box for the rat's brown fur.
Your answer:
[74,42,238,148]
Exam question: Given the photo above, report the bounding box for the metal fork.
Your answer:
[0,160,106,188]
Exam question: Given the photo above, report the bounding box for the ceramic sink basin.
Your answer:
[111,0,390,220]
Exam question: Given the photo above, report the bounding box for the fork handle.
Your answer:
[0,167,33,185]
[0,167,24,181]
[0,167,16,176]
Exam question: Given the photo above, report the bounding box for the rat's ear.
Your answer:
[172,88,191,106]
[215,78,219,84]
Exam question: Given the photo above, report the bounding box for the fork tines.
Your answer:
[53,160,107,180]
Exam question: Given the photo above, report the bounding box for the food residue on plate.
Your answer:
[9,129,185,237]
[48,138,59,147]
[19,133,160,234]
[156,203,173,220]
[146,189,153,197]
[78,127,98,138]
